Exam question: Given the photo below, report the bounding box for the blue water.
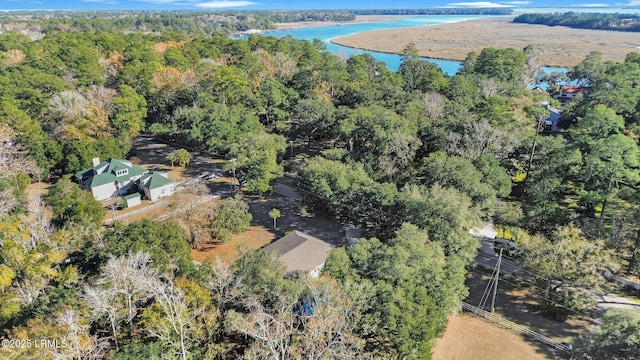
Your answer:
[264,15,490,75]
[262,14,579,76]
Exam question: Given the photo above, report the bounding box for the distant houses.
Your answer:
[263,231,334,278]
[75,157,175,202]
[554,85,589,106]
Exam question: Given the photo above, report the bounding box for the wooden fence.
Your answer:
[461,302,572,353]
[104,200,168,225]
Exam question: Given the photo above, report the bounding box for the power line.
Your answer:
[472,267,581,315]
[281,175,589,314]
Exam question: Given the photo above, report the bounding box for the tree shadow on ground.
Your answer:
[464,269,595,358]
[246,195,345,247]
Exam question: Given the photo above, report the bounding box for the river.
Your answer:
[261,12,599,75]
[264,15,482,76]
[263,15,482,74]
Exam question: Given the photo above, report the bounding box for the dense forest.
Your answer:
[514,12,640,32]
[1,10,640,359]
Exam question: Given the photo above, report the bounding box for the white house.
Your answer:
[263,231,334,278]
[137,172,175,201]
[75,158,147,201]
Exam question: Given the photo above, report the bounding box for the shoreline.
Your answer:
[274,15,412,30]
[328,39,463,64]
[329,16,640,68]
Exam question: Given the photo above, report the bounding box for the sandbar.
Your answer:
[326,16,640,67]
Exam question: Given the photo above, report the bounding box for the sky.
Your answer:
[1,0,640,11]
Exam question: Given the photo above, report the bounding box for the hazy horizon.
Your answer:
[1,0,639,11]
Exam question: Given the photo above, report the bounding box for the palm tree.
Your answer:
[268,208,281,229]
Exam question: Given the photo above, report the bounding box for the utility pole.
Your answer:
[491,248,503,313]
[523,104,548,192]
[230,158,237,192]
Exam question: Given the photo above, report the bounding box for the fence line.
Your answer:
[104,200,168,225]
[460,302,572,353]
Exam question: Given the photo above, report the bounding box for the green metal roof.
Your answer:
[140,172,174,190]
[88,173,118,187]
[76,158,147,188]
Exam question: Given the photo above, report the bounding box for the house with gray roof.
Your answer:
[263,231,334,278]
[137,172,175,201]
[75,157,147,201]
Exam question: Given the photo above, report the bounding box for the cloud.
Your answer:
[574,3,610,5]
[446,1,512,7]
[624,0,640,4]
[195,0,258,7]
[500,1,531,4]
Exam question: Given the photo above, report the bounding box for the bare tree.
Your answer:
[0,124,40,215]
[169,181,210,223]
[50,90,90,120]
[15,276,49,305]
[272,52,298,80]
[52,309,109,360]
[292,277,364,360]
[479,78,498,98]
[23,190,54,249]
[378,132,422,182]
[228,293,297,359]
[83,285,121,351]
[421,92,445,122]
[447,120,517,161]
[520,46,542,88]
[48,90,112,140]
[85,85,116,113]
[207,256,243,311]
[170,183,214,249]
[97,252,157,329]
[229,277,364,359]
[82,253,157,353]
[143,275,205,360]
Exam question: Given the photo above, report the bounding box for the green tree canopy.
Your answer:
[324,223,468,358]
[226,132,286,194]
[572,309,640,359]
[207,197,252,242]
[101,219,195,275]
[47,175,104,229]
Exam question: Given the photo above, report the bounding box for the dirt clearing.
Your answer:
[433,313,552,360]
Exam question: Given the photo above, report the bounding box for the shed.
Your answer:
[124,193,142,208]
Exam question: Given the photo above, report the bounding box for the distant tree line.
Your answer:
[514,12,640,32]
[266,10,356,23]
[0,11,277,36]
[352,8,513,15]
[0,8,512,37]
